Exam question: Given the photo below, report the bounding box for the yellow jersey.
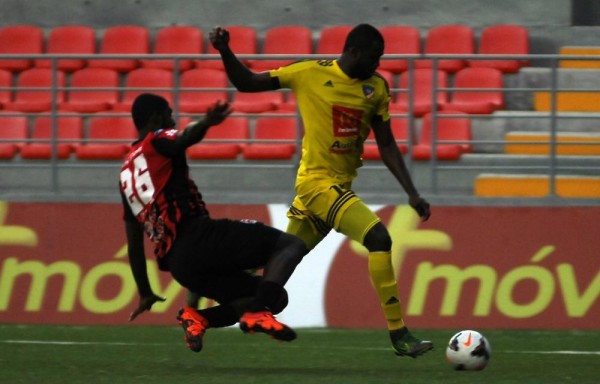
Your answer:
[270,59,391,182]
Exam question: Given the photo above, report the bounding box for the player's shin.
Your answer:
[368,251,406,330]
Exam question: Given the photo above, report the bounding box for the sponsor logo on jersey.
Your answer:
[332,105,363,137]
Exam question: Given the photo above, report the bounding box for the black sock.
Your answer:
[197,305,238,328]
[248,281,284,312]
[389,326,409,343]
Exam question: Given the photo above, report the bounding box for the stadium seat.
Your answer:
[20,116,83,159]
[230,91,284,113]
[379,26,421,73]
[250,26,313,72]
[141,26,203,72]
[390,69,448,116]
[442,67,505,114]
[416,25,474,73]
[75,114,137,160]
[474,174,600,198]
[197,26,257,70]
[186,116,249,159]
[3,68,65,112]
[412,110,472,161]
[0,113,29,159]
[35,25,96,72]
[178,68,229,113]
[362,117,410,160]
[316,25,352,55]
[60,68,120,113]
[112,68,174,111]
[469,25,529,73]
[242,115,299,159]
[88,25,150,73]
[0,25,44,72]
[0,69,13,107]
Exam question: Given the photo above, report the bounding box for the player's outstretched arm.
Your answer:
[209,26,277,92]
[175,100,232,149]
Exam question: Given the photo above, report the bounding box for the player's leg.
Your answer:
[336,197,434,358]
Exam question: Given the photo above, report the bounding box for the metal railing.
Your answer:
[0,53,599,205]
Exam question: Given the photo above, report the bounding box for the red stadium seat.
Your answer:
[242,115,299,159]
[75,114,137,160]
[413,110,472,161]
[362,117,410,160]
[379,26,421,73]
[88,25,150,73]
[0,25,43,72]
[0,69,13,107]
[317,26,352,54]
[0,113,29,159]
[416,25,474,73]
[60,68,120,113]
[469,24,530,73]
[178,69,229,113]
[390,69,448,116]
[251,26,313,72]
[20,116,83,159]
[35,25,96,72]
[3,68,65,112]
[231,91,284,113]
[141,26,203,72]
[197,26,257,70]
[443,67,505,114]
[112,68,173,111]
[186,116,249,159]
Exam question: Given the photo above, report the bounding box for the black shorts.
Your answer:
[165,215,282,303]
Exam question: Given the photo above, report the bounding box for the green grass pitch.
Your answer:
[1,325,598,384]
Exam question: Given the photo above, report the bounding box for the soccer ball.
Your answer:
[445,330,491,371]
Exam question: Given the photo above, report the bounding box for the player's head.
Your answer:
[131,93,175,131]
[342,24,385,80]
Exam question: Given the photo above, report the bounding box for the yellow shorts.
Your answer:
[286,175,380,248]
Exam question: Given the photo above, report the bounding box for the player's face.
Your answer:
[160,107,176,129]
[352,42,383,80]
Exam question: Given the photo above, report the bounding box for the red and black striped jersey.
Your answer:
[119,128,208,259]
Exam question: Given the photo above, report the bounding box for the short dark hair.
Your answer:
[343,24,384,52]
[131,93,169,130]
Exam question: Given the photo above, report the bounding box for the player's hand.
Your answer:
[203,100,232,127]
[128,294,166,321]
[209,26,230,51]
[409,195,431,221]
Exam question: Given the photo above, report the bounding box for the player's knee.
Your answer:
[363,223,392,251]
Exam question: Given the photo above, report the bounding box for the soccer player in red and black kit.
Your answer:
[120,93,308,352]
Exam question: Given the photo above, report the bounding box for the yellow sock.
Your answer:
[368,251,405,331]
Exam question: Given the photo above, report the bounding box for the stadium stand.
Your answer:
[20,116,83,159]
[186,116,249,160]
[474,174,600,198]
[412,110,472,160]
[316,25,352,54]
[442,67,505,114]
[3,68,65,112]
[362,117,410,160]
[416,24,474,73]
[0,69,12,107]
[75,113,137,160]
[178,68,230,113]
[242,115,298,159]
[0,25,43,72]
[35,25,96,72]
[88,25,150,73]
[230,90,284,113]
[196,25,257,71]
[59,68,120,113]
[504,131,600,156]
[141,26,203,72]
[0,113,28,159]
[468,24,530,73]
[379,26,421,74]
[112,67,174,111]
[250,25,313,72]
[559,46,600,69]
[390,68,448,116]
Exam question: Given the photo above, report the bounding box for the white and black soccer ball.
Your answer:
[445,330,491,371]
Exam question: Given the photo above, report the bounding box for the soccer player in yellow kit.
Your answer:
[210,23,433,357]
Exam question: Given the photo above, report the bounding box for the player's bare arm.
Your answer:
[175,100,232,149]
[124,220,166,321]
[209,26,277,92]
[372,117,431,221]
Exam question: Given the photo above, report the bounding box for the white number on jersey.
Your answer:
[120,153,155,216]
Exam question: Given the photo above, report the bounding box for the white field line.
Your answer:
[1,339,600,355]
